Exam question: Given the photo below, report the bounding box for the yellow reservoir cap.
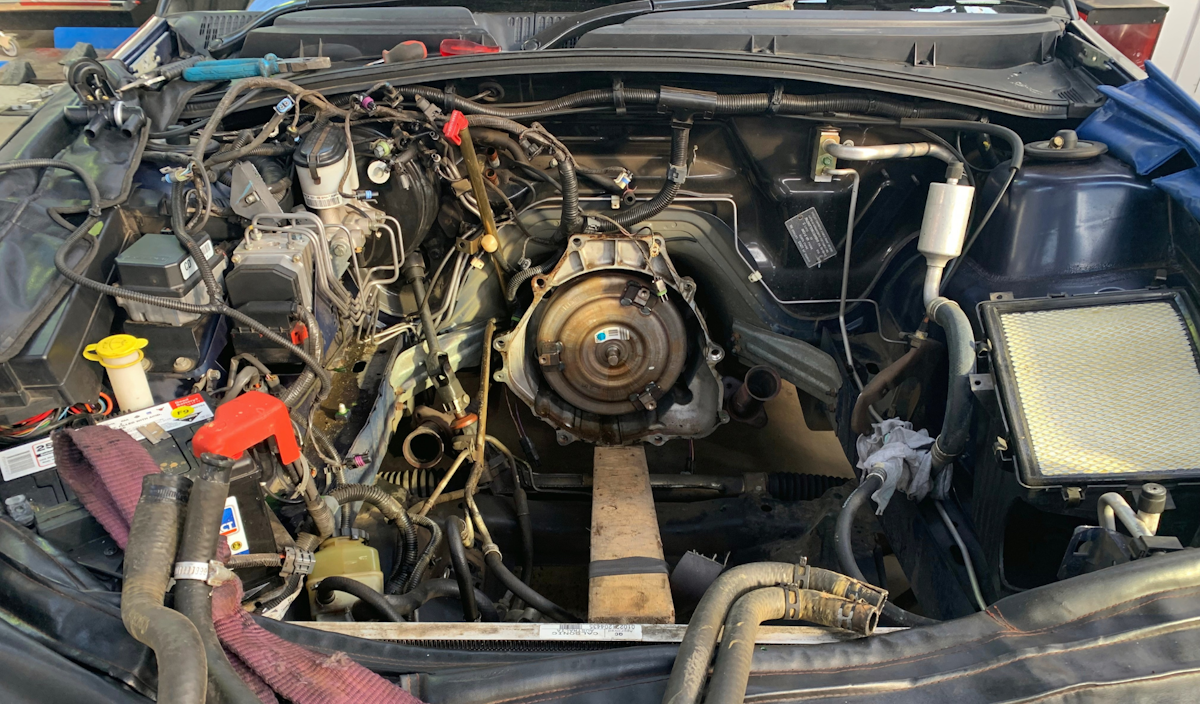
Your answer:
[83,334,148,369]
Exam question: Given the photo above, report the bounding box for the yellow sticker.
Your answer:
[171,406,194,419]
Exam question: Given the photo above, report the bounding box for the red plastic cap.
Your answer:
[442,109,469,146]
[191,391,301,465]
[439,38,500,57]
[290,321,309,346]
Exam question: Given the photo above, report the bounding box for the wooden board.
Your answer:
[588,445,676,624]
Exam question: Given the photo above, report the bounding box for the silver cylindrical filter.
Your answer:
[918,180,974,305]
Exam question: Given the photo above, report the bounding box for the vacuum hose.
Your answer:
[121,473,207,704]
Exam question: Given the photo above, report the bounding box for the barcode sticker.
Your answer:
[538,624,643,641]
[0,395,213,481]
[0,438,55,481]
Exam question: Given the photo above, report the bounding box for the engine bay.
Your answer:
[2,35,1200,700]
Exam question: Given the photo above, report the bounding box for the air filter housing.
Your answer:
[981,290,1200,487]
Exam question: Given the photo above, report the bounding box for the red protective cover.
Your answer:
[191,391,301,465]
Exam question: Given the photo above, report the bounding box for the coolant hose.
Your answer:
[484,550,579,623]
[834,474,942,628]
[325,484,419,592]
[122,473,207,704]
[927,297,975,469]
[315,576,405,622]
[835,472,884,584]
[702,587,880,704]
[383,578,498,622]
[596,124,690,231]
[445,515,480,622]
[663,561,887,704]
[174,455,262,704]
[664,562,806,704]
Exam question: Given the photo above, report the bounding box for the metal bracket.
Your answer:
[629,382,662,411]
[230,162,284,219]
[537,340,564,369]
[620,280,657,316]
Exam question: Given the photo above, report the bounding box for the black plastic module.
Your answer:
[0,211,130,425]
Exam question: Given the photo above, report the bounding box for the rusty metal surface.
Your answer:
[536,273,687,416]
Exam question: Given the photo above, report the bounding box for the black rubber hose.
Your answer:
[382,578,499,622]
[881,601,940,627]
[484,551,579,623]
[325,484,419,593]
[52,222,332,397]
[835,473,941,628]
[594,124,690,230]
[445,516,480,622]
[174,455,262,704]
[514,484,534,586]
[926,297,976,470]
[122,473,207,704]
[835,472,884,584]
[315,576,404,622]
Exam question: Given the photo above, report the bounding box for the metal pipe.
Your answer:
[826,141,960,165]
[1099,492,1151,538]
[727,365,781,427]
[401,421,446,469]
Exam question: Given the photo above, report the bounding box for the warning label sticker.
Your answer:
[785,207,837,268]
[0,395,213,481]
[538,624,643,641]
[221,496,251,555]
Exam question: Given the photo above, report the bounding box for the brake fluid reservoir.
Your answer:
[306,537,384,616]
[294,124,358,210]
[83,334,153,412]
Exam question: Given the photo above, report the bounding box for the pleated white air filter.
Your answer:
[983,291,1200,486]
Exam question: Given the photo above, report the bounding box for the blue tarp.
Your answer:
[53,27,136,50]
[1078,61,1200,221]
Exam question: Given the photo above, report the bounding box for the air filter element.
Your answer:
[981,290,1200,486]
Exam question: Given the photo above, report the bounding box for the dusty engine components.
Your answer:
[495,232,726,445]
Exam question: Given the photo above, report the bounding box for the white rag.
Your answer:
[855,418,951,513]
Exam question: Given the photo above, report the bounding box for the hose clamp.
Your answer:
[612,77,626,116]
[174,561,210,581]
[280,547,315,577]
[482,542,502,559]
[780,583,804,620]
[768,84,784,114]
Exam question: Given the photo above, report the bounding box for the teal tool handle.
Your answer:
[182,54,280,82]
